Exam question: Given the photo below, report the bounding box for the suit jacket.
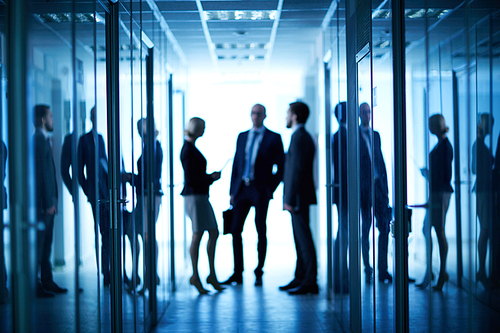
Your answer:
[34,128,58,215]
[283,126,317,208]
[77,130,109,207]
[359,127,388,204]
[230,127,284,200]
[61,133,74,196]
[332,124,347,206]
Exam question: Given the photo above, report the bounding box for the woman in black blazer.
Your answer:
[181,117,224,294]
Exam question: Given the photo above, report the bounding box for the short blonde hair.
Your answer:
[185,117,205,138]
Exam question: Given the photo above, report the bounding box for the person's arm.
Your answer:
[61,136,73,195]
[77,136,88,195]
[271,134,285,192]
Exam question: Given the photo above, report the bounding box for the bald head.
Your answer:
[251,104,266,129]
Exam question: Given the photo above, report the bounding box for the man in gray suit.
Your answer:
[281,101,318,295]
[33,104,67,297]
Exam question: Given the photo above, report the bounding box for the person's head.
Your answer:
[251,104,266,129]
[185,117,205,140]
[34,104,54,132]
[137,118,159,139]
[359,103,371,127]
[429,114,449,137]
[334,102,347,123]
[286,101,309,128]
[478,113,494,137]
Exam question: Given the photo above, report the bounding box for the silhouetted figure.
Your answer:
[358,103,393,284]
[281,101,318,295]
[181,117,224,294]
[77,107,110,286]
[332,102,349,294]
[0,142,7,303]
[33,104,67,297]
[222,104,284,287]
[472,113,494,288]
[61,133,75,196]
[417,114,453,291]
[127,119,163,293]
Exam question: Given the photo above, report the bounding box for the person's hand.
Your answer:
[211,171,221,181]
[420,168,428,179]
[283,203,294,212]
[45,205,57,215]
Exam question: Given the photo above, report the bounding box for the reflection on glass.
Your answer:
[358,102,392,284]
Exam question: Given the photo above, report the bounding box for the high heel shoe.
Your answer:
[432,272,449,291]
[190,276,209,294]
[416,271,433,289]
[207,275,226,291]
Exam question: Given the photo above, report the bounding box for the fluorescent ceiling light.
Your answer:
[35,13,99,23]
[215,43,268,50]
[204,10,277,21]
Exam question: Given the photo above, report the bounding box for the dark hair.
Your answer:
[334,102,347,123]
[289,101,309,124]
[34,104,50,127]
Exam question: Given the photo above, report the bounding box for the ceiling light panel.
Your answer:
[215,43,268,50]
[204,11,277,21]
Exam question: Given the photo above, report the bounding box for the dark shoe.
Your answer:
[288,283,319,295]
[207,275,226,291]
[408,277,416,283]
[189,276,209,295]
[44,282,68,294]
[36,284,55,298]
[255,275,262,286]
[432,272,449,291]
[378,271,393,283]
[221,274,242,285]
[279,279,301,291]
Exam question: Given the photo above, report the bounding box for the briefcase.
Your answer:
[223,208,234,235]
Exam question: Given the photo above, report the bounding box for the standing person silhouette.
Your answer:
[332,102,349,294]
[472,113,494,287]
[77,106,111,286]
[222,104,284,286]
[358,103,393,284]
[33,104,67,297]
[181,117,224,294]
[281,101,318,295]
[417,114,453,291]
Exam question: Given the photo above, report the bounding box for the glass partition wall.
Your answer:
[326,0,500,332]
[0,0,186,332]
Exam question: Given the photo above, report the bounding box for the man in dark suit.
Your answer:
[222,104,284,286]
[359,102,392,283]
[33,104,67,297]
[280,101,318,295]
[77,106,111,286]
[332,101,349,294]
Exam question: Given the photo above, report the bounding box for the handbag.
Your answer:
[223,207,234,235]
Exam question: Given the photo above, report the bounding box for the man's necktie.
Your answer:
[243,132,258,181]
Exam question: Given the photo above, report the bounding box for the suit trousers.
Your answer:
[231,182,270,276]
[290,204,317,285]
[37,213,55,286]
[360,178,391,274]
[334,201,349,292]
[91,202,111,282]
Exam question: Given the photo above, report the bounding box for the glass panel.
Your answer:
[0,1,10,331]
[27,1,77,331]
[329,1,349,329]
